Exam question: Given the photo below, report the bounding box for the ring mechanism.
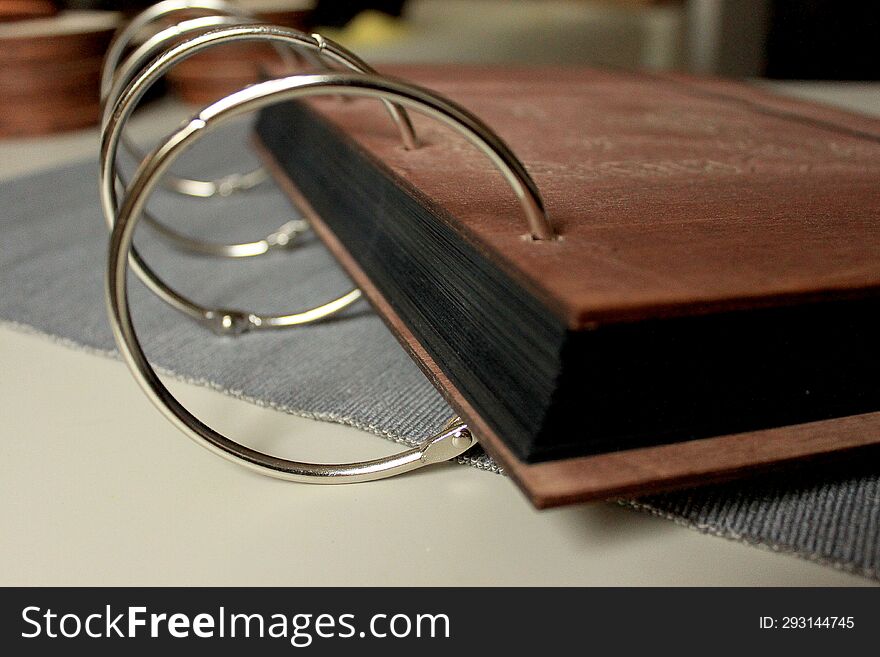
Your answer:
[101,0,311,199]
[106,71,554,480]
[100,25,428,333]
[102,20,417,262]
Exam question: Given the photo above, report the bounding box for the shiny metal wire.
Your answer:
[102,1,254,101]
[102,0,273,199]
[103,16,305,257]
[103,65,551,336]
[100,27,427,332]
[102,15,280,199]
[102,2,416,197]
[106,71,554,480]
[102,20,417,260]
[101,0,296,199]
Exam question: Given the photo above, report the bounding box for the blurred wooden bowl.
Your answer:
[0,10,120,137]
[0,1,58,23]
[0,97,103,137]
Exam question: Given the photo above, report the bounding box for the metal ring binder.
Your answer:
[100,0,272,198]
[102,20,418,261]
[100,26,432,333]
[102,15,280,198]
[104,57,550,335]
[102,3,418,191]
[102,17,308,258]
[100,0,342,198]
[101,1,255,99]
[101,1,281,200]
[106,70,555,480]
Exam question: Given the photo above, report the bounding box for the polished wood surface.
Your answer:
[298,66,880,329]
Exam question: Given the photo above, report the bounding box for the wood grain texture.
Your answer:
[297,65,880,329]
[0,98,101,137]
[0,10,117,59]
[0,57,104,96]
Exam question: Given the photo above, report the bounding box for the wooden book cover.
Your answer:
[254,66,880,508]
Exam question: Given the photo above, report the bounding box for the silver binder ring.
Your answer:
[101,1,286,200]
[101,27,423,331]
[102,14,285,201]
[101,0,338,200]
[101,0,262,100]
[103,15,305,258]
[102,23,417,261]
[106,71,551,481]
[104,69,550,336]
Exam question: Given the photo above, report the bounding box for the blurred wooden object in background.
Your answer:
[0,9,120,137]
[0,1,58,23]
[165,0,315,105]
[0,0,58,23]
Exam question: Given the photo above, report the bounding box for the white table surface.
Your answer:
[1,83,877,586]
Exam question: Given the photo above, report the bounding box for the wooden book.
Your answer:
[254,66,880,508]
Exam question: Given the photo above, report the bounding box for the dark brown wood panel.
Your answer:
[295,65,880,329]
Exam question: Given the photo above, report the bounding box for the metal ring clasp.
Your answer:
[106,71,554,480]
[102,21,417,262]
[102,38,552,337]
[101,0,332,200]
[102,0,280,199]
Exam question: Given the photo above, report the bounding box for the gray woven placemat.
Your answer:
[2,141,877,581]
